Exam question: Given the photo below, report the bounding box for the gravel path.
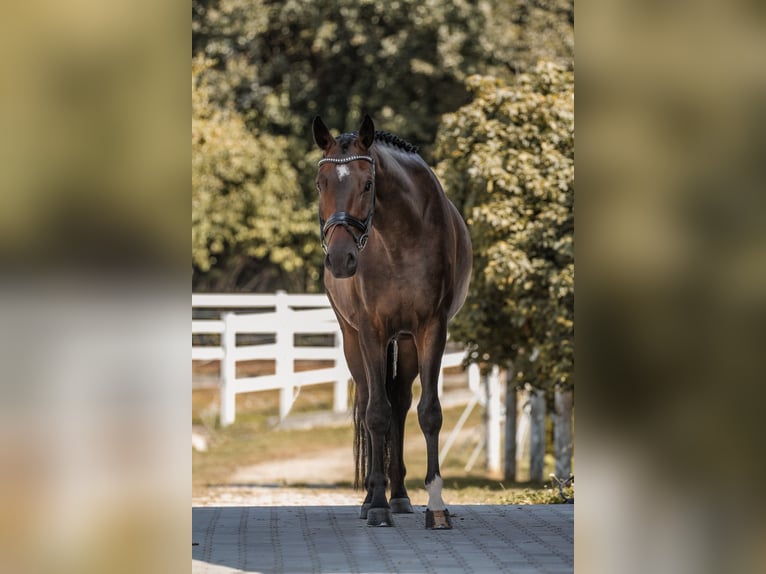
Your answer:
[193,485,360,507]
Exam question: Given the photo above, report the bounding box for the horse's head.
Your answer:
[312,114,376,279]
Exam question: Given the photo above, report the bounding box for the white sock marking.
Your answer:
[426,475,446,511]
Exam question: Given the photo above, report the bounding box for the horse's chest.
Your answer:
[328,277,438,333]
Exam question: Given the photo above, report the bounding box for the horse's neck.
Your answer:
[373,150,434,233]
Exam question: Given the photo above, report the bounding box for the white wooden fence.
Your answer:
[193,292,349,425]
[192,292,468,426]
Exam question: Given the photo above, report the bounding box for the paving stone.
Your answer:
[192,504,573,574]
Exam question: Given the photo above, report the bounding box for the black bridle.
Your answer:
[317,155,376,253]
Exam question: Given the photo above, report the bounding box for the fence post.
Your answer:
[553,386,573,478]
[220,312,236,427]
[529,386,546,483]
[516,386,531,471]
[503,370,517,482]
[333,328,349,413]
[468,362,480,395]
[275,291,294,420]
[485,365,502,474]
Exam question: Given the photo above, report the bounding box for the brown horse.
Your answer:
[312,115,471,528]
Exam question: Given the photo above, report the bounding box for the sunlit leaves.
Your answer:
[192,58,319,288]
[435,62,574,390]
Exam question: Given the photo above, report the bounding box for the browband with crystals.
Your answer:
[317,154,374,167]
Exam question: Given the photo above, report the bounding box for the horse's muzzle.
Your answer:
[325,247,358,278]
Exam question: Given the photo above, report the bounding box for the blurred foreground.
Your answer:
[577,1,766,573]
[0,286,188,574]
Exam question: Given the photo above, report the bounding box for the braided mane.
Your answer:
[336,130,419,155]
[373,131,419,154]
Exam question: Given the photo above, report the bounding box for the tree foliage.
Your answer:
[192,58,320,291]
[435,63,574,390]
[193,0,572,148]
[193,0,494,157]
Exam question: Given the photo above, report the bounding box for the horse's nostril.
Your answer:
[346,252,357,270]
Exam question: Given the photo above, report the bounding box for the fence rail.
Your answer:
[193,292,467,426]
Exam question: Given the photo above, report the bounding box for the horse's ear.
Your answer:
[312,116,334,151]
[359,114,375,149]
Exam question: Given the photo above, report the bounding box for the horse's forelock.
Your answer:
[336,132,358,155]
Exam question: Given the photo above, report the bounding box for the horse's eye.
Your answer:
[364,181,372,192]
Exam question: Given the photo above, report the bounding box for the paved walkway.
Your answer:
[192,502,573,574]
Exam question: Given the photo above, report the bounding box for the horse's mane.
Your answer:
[337,131,419,155]
[373,131,419,154]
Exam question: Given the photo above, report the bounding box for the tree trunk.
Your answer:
[503,371,516,482]
[529,387,546,483]
[553,388,573,479]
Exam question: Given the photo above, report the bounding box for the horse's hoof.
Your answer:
[425,508,452,530]
[366,507,394,527]
[359,502,371,519]
[389,497,414,514]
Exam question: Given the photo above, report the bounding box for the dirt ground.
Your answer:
[192,439,362,507]
[229,445,354,486]
[192,433,504,509]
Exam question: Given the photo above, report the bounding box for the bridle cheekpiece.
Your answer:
[317,154,376,253]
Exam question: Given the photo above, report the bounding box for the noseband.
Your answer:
[317,155,376,253]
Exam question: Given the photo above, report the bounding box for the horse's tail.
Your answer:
[352,339,397,490]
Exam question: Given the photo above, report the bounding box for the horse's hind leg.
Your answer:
[387,337,417,514]
[416,319,452,529]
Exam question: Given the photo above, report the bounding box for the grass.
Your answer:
[192,384,572,504]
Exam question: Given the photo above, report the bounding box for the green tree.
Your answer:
[435,62,574,391]
[193,0,491,154]
[481,0,574,74]
[192,58,321,291]
[193,0,572,151]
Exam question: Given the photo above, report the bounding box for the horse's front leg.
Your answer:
[358,325,393,526]
[336,320,374,519]
[416,319,452,529]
